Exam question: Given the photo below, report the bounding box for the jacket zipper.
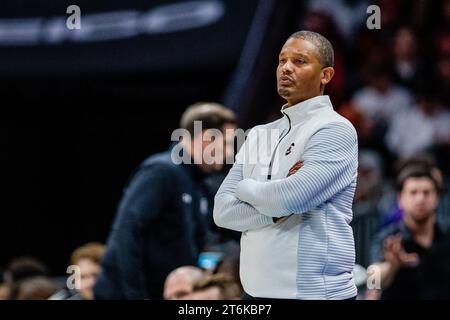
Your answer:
[267,113,291,180]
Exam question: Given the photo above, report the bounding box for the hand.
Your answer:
[287,160,304,177]
[383,234,419,270]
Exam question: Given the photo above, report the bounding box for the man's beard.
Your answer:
[278,87,291,98]
[411,210,433,224]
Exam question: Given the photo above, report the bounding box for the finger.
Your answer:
[392,240,402,253]
[392,235,403,247]
[384,237,394,249]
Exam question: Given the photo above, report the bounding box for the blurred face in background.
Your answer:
[438,57,450,83]
[76,258,101,300]
[163,266,204,300]
[398,177,439,224]
[277,37,334,106]
[393,27,417,61]
[191,123,237,173]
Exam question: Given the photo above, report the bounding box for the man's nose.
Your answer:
[281,60,294,74]
[415,193,426,203]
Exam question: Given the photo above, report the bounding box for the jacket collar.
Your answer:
[280,95,333,126]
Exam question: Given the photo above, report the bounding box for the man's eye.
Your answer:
[296,59,305,64]
[279,59,286,64]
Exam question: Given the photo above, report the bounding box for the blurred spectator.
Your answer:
[434,0,450,59]
[0,257,59,300]
[306,0,369,39]
[0,257,49,299]
[190,273,242,300]
[380,155,444,229]
[339,102,375,148]
[353,149,384,217]
[436,54,450,106]
[163,266,205,300]
[392,27,428,91]
[2,257,48,284]
[367,162,449,299]
[0,284,8,300]
[50,242,105,300]
[352,65,413,140]
[433,0,450,105]
[394,156,444,188]
[70,242,104,300]
[164,258,242,300]
[386,88,450,158]
[94,103,237,299]
[199,171,242,254]
[9,277,61,300]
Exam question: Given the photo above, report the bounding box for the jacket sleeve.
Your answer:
[213,162,275,232]
[235,122,358,217]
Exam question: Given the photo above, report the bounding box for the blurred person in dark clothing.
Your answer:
[367,163,449,299]
[94,103,237,300]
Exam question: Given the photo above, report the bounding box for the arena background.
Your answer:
[1,0,449,297]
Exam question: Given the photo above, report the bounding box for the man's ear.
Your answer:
[321,67,335,86]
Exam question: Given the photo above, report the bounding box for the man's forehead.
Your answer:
[279,38,318,57]
[404,177,436,188]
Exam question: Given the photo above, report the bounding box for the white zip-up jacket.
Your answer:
[214,95,358,299]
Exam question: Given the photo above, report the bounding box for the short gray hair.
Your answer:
[289,30,334,67]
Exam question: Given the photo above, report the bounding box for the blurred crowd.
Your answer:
[300,0,450,161]
[1,0,449,300]
[299,0,450,299]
